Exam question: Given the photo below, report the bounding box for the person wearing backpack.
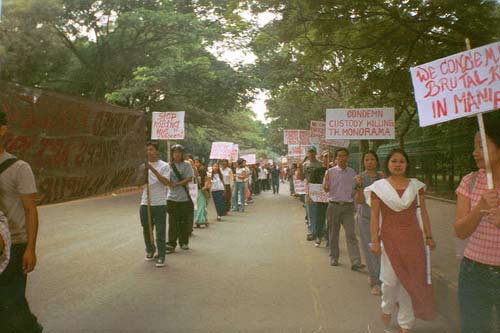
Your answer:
[165,145,194,254]
[0,111,42,332]
[455,115,500,333]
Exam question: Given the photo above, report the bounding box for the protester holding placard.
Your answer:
[454,116,500,333]
[354,151,384,296]
[141,142,170,267]
[301,147,324,242]
[231,159,247,213]
[364,149,436,332]
[323,148,364,270]
[221,160,233,215]
[166,145,194,253]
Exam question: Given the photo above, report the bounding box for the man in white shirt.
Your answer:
[140,142,170,267]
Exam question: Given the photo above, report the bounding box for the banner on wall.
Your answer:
[0,82,147,205]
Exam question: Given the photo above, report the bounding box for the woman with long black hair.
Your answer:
[211,163,226,221]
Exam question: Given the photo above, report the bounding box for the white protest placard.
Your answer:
[230,144,239,162]
[151,111,185,140]
[287,145,306,158]
[284,129,311,145]
[299,130,311,145]
[241,154,256,165]
[284,130,300,145]
[310,120,350,148]
[294,180,306,195]
[410,42,500,127]
[189,184,198,210]
[326,108,395,140]
[308,184,329,203]
[209,142,234,160]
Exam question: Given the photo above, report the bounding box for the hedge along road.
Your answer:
[27,189,452,332]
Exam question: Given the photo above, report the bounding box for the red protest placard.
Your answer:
[284,129,311,145]
[310,120,350,147]
[410,42,500,127]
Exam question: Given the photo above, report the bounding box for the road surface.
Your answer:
[28,188,452,332]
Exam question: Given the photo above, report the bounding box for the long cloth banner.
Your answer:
[0,82,147,205]
[410,41,500,127]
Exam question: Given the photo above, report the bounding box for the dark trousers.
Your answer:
[327,203,362,265]
[0,244,42,333]
[212,191,225,217]
[272,178,280,194]
[167,200,193,248]
[458,257,500,333]
[139,205,167,258]
[224,185,231,213]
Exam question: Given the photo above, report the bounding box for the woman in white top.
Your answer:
[211,163,226,221]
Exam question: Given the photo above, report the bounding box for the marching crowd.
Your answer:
[286,114,500,333]
[0,108,499,332]
[141,142,286,267]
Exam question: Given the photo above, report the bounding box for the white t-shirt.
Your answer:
[211,174,224,191]
[0,152,37,244]
[258,167,268,180]
[235,167,247,182]
[141,160,170,206]
[221,168,232,185]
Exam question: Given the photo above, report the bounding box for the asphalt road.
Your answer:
[27,188,453,333]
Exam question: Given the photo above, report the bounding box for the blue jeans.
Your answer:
[305,201,312,234]
[140,205,167,258]
[231,181,246,212]
[358,216,381,286]
[309,202,327,239]
[458,257,500,333]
